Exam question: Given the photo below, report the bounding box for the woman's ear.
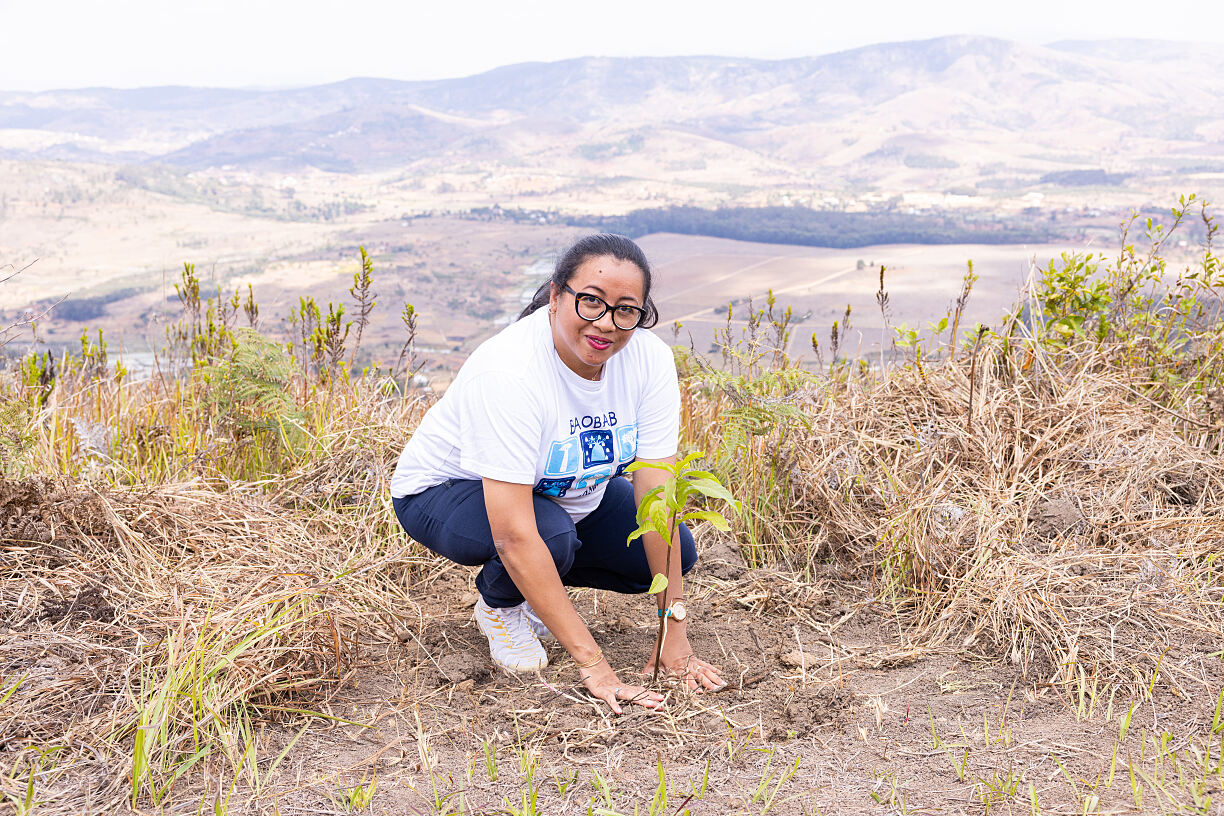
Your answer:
[548,282,559,314]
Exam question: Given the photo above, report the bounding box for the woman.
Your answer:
[390,234,725,713]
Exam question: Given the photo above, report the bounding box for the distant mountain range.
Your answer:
[3,36,1223,186]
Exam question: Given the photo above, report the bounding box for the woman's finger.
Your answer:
[692,661,727,690]
[669,658,727,692]
[622,685,664,709]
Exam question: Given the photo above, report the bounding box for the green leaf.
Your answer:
[626,523,652,543]
[648,502,671,539]
[681,509,732,530]
[688,478,739,507]
[647,573,668,594]
[662,477,678,511]
[635,486,663,523]
[677,451,704,468]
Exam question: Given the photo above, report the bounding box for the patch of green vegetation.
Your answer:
[570,204,1058,248]
[573,133,646,161]
[903,154,959,170]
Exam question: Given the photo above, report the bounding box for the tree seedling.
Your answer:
[627,451,741,682]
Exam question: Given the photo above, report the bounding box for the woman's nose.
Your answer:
[593,309,618,331]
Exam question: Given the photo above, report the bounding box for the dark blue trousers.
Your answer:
[392,477,697,608]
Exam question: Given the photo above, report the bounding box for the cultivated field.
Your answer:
[642,234,1090,367]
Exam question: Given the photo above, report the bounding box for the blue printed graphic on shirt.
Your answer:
[575,466,615,493]
[533,476,574,497]
[615,424,638,462]
[535,415,631,499]
[543,437,581,477]
[580,430,614,468]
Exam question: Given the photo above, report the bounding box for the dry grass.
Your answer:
[0,376,435,812]
[687,340,1224,697]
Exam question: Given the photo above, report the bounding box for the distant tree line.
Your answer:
[53,288,141,323]
[1039,169,1130,187]
[556,205,1058,248]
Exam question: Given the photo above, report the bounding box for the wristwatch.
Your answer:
[658,600,687,621]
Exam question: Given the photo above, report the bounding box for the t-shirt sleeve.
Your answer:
[634,340,681,461]
[456,370,542,484]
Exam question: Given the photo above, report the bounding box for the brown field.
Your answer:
[641,234,1090,367]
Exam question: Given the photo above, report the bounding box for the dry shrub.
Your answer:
[0,400,434,809]
[686,341,1224,692]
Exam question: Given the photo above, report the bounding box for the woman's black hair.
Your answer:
[518,233,659,329]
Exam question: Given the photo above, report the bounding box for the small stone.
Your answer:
[458,592,480,608]
[780,650,808,668]
[456,679,475,692]
[436,652,490,685]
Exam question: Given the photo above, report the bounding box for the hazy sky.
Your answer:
[4,0,1223,92]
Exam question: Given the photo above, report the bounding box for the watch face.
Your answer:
[671,601,686,621]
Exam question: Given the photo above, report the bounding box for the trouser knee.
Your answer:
[679,523,698,575]
[541,526,580,577]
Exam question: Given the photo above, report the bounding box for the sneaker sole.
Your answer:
[489,653,549,674]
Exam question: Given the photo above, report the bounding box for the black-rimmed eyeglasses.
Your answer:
[563,284,646,330]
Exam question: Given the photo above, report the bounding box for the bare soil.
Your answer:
[202,547,1222,815]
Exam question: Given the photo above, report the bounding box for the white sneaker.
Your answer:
[521,600,555,642]
[473,599,548,672]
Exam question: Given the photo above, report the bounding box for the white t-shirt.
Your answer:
[390,307,680,521]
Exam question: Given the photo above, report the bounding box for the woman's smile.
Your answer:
[549,254,645,380]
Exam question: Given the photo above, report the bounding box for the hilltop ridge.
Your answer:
[2,35,1221,185]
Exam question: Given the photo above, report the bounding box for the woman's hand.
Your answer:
[579,661,664,715]
[645,629,727,692]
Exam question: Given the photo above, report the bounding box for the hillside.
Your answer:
[2,36,1223,192]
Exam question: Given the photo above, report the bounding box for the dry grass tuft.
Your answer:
[0,381,437,811]
[687,342,1224,693]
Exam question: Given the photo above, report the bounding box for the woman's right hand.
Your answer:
[579,661,663,714]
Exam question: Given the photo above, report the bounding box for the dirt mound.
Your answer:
[0,476,55,544]
[1027,494,1083,542]
[697,528,748,579]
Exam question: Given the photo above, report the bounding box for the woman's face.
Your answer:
[549,254,646,380]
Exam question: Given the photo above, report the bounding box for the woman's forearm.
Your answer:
[495,534,601,663]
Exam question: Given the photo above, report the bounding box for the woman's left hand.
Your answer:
[644,630,727,692]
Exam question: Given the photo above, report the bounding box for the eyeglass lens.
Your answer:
[572,291,643,329]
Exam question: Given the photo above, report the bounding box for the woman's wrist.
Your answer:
[578,659,615,685]
[574,646,604,669]
[570,642,604,668]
